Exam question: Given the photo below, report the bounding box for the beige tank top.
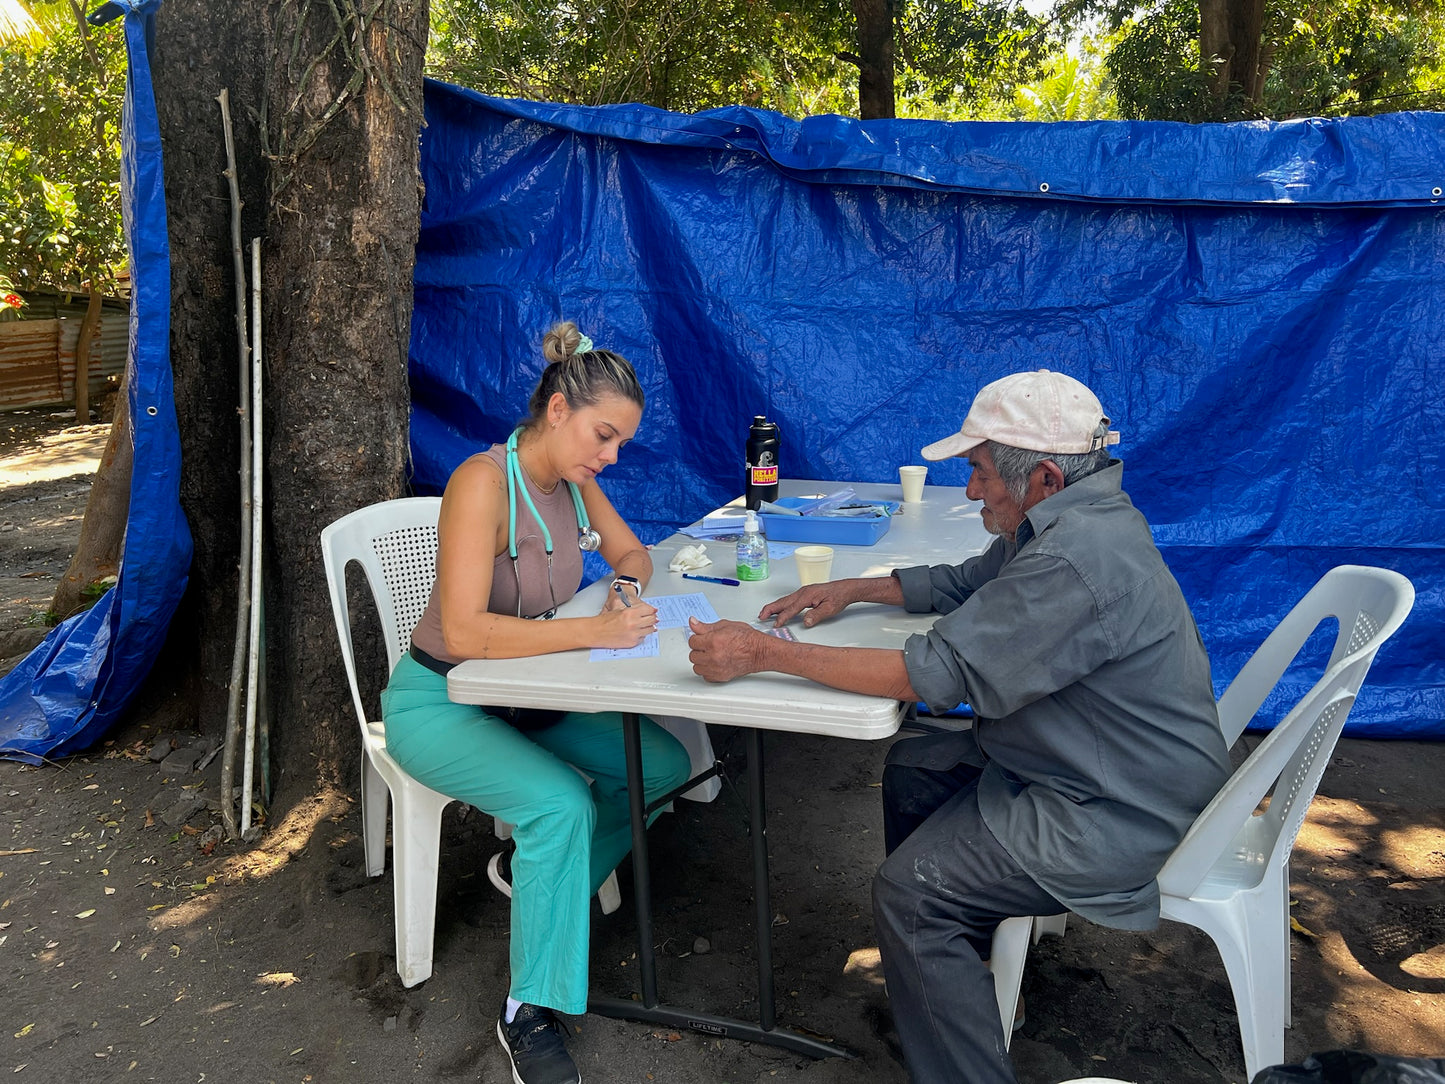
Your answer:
[409,443,586,664]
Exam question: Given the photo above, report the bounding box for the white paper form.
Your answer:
[588,593,721,661]
[591,636,660,662]
[650,592,720,629]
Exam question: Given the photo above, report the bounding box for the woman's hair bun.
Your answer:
[542,321,582,365]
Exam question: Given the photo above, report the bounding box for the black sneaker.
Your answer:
[496,1002,580,1084]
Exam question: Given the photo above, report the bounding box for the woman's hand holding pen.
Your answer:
[597,598,658,647]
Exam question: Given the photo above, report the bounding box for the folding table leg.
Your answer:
[587,714,854,1060]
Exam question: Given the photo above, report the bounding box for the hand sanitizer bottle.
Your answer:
[736,509,770,581]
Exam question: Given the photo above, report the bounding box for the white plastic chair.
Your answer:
[1156,564,1413,1079]
[321,498,719,986]
[983,566,1414,1078]
[322,497,451,987]
[989,913,1068,1050]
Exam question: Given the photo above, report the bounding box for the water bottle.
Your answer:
[736,509,770,581]
[745,416,781,510]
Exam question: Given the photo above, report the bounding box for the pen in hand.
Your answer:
[613,582,634,608]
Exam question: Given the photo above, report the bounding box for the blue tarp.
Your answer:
[411,81,1444,738]
[0,0,191,762]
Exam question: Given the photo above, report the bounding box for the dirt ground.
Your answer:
[2,411,1443,1084]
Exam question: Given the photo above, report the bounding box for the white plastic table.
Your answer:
[447,478,989,1057]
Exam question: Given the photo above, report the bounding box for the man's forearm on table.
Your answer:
[759,639,917,701]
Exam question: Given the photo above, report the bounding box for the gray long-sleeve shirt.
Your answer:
[896,461,1229,929]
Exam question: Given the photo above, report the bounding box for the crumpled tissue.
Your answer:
[668,544,712,572]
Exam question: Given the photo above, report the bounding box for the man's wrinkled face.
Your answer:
[965,445,1027,539]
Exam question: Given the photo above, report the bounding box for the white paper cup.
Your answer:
[899,465,928,502]
[794,545,834,585]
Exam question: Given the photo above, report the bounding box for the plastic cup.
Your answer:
[899,465,928,502]
[794,545,834,585]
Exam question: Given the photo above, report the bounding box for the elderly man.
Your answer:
[688,370,1230,1083]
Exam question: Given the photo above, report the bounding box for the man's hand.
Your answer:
[688,617,768,683]
[761,575,907,628]
[760,581,863,628]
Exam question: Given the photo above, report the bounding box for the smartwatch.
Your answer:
[610,575,642,597]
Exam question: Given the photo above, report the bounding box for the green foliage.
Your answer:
[428,0,1076,119]
[1010,44,1119,119]
[1096,0,1445,120]
[0,1,127,292]
[1263,0,1445,116]
[1105,0,1218,120]
[428,0,857,116]
[897,0,1060,108]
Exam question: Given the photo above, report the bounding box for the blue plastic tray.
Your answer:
[704,498,899,546]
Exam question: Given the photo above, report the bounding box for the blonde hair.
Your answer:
[526,321,644,425]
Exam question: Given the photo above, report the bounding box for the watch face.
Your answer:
[614,576,640,585]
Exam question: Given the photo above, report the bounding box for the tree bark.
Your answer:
[72,280,102,421]
[150,3,426,813]
[852,0,896,119]
[49,362,132,621]
[151,1,269,752]
[1200,0,1266,106]
[260,0,424,804]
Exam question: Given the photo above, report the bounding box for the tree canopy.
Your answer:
[1096,0,1445,120]
[428,0,1445,121]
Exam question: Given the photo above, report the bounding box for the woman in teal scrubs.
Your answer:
[381,321,690,1084]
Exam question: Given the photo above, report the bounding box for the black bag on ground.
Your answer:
[1253,1050,1445,1084]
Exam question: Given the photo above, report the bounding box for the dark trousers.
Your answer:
[872,731,1064,1084]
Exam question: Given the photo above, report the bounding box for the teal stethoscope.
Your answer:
[505,428,600,619]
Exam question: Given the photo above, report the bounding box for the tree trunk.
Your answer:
[260,0,424,805]
[72,280,102,421]
[1200,0,1266,106]
[852,0,896,119]
[49,362,132,621]
[150,3,426,814]
[151,2,270,750]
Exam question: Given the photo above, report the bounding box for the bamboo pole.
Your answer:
[218,87,252,843]
[241,236,264,835]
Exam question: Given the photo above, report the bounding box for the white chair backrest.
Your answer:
[320,497,443,735]
[1158,565,1414,899]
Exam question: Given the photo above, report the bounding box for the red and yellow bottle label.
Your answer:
[750,465,779,486]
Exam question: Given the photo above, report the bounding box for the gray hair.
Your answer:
[524,320,644,426]
[986,421,1113,503]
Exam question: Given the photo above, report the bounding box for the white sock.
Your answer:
[505,996,523,1024]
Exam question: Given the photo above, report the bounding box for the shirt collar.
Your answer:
[1020,459,1124,541]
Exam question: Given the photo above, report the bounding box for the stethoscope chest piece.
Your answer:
[578,526,602,552]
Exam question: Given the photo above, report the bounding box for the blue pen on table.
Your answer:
[613,582,634,607]
[682,573,741,587]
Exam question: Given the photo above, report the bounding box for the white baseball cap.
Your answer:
[920,369,1121,460]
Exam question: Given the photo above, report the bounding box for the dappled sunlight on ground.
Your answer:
[0,422,108,485]
[146,785,355,934]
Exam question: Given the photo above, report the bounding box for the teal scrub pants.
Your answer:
[379,652,692,1014]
